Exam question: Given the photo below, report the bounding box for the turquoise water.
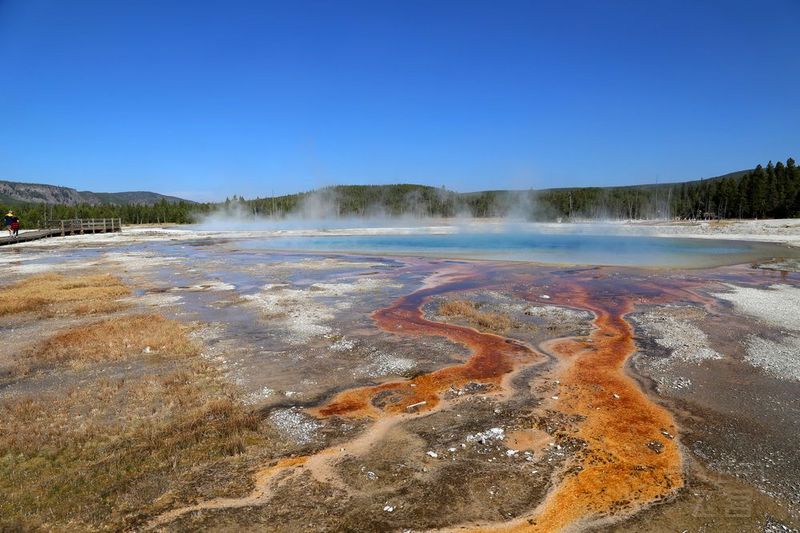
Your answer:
[235,231,794,268]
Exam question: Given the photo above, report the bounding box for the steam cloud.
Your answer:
[193,185,673,231]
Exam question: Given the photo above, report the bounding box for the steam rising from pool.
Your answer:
[187,196,797,268]
[193,186,541,231]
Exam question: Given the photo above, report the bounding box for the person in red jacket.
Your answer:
[4,211,19,238]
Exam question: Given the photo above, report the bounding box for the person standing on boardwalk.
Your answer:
[4,211,19,238]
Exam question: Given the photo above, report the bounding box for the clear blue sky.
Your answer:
[1,0,798,201]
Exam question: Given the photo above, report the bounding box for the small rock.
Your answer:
[383,505,395,513]
[646,440,665,454]
[426,451,438,458]
[466,427,505,444]
[406,401,427,413]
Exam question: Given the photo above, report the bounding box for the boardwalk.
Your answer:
[0,218,122,246]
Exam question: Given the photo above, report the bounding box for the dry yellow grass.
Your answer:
[0,271,270,530]
[438,299,514,332]
[25,314,199,367]
[438,299,475,317]
[0,369,263,530]
[1,326,263,530]
[0,272,130,316]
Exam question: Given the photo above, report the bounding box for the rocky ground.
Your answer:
[0,235,798,532]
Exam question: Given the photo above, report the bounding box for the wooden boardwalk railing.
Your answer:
[0,218,123,246]
[42,218,123,236]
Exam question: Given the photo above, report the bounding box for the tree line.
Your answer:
[537,158,800,220]
[2,157,798,228]
[0,199,201,229]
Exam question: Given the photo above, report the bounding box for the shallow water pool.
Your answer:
[233,231,797,268]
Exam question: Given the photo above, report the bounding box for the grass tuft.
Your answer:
[25,314,199,367]
[0,273,129,316]
[438,299,514,332]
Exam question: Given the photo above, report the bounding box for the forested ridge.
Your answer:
[538,158,800,220]
[2,158,798,228]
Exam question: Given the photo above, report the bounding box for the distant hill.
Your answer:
[0,180,191,206]
[530,169,751,193]
[234,159,797,220]
[89,191,191,205]
[2,158,796,226]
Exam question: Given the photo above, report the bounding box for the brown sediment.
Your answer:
[506,428,552,452]
[148,264,541,528]
[471,278,685,532]
[150,264,695,530]
[147,455,310,529]
[318,266,684,531]
[144,267,505,527]
[312,274,539,418]
[147,415,407,529]
[473,263,800,531]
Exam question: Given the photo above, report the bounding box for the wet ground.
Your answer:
[1,236,799,532]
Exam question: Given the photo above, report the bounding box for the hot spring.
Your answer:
[189,222,798,268]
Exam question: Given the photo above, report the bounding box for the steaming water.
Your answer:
[231,231,794,268]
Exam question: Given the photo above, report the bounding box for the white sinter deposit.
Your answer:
[712,284,800,331]
[630,306,723,392]
[713,284,800,382]
[242,277,401,344]
[269,407,322,445]
[743,336,800,382]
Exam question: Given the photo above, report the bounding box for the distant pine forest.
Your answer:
[3,158,799,228]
